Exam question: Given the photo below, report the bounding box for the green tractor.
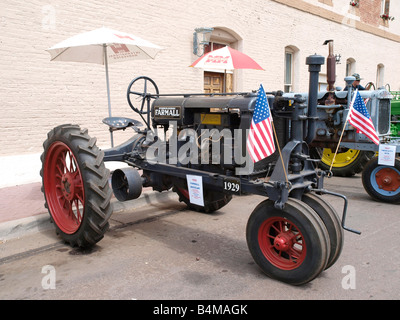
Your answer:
[390,91,400,137]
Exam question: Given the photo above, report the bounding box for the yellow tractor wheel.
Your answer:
[312,148,375,177]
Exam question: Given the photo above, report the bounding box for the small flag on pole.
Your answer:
[347,89,380,145]
[246,84,276,162]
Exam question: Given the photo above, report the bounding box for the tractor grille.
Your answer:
[378,99,390,134]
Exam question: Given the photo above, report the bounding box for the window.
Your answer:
[284,51,293,93]
[284,46,299,93]
[377,64,385,88]
[346,58,356,77]
[382,0,390,15]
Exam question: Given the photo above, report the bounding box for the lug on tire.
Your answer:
[40,124,113,248]
[246,198,330,285]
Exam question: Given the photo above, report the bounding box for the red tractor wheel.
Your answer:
[246,198,330,285]
[41,124,113,247]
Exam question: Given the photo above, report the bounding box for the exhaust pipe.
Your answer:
[305,54,325,144]
[323,40,336,92]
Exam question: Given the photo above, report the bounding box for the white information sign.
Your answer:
[378,144,396,166]
[186,175,204,206]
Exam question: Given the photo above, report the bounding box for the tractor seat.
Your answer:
[102,117,143,132]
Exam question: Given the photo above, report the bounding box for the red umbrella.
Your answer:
[190,46,264,70]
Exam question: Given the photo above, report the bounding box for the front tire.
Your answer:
[302,193,344,269]
[246,198,330,285]
[40,124,113,248]
[362,157,400,203]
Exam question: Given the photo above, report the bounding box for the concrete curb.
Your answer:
[0,190,177,242]
[0,213,52,242]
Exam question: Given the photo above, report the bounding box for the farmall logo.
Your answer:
[154,106,181,118]
[205,55,230,64]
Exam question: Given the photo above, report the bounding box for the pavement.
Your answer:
[0,180,175,242]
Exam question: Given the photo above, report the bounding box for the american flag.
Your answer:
[246,84,276,162]
[348,89,380,145]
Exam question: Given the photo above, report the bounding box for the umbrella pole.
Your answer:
[103,44,114,147]
[223,70,226,93]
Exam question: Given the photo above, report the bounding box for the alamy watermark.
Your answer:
[41,265,56,290]
[341,265,356,290]
[42,5,56,30]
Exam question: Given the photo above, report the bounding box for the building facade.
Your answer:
[1,0,399,187]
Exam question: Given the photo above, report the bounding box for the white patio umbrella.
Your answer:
[46,27,163,146]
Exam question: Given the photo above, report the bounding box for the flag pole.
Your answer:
[271,121,289,186]
[328,89,358,174]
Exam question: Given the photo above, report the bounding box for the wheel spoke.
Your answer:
[44,141,86,234]
[73,199,83,224]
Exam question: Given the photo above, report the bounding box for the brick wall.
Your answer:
[359,0,382,26]
[1,0,399,185]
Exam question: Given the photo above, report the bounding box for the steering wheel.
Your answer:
[127,76,159,115]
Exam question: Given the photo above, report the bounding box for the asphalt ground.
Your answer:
[0,173,400,301]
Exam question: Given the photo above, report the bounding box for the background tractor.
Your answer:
[391,91,400,138]
[309,40,400,203]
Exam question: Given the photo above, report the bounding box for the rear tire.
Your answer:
[40,124,113,248]
[312,147,375,177]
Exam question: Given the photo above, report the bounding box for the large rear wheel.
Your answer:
[40,124,113,247]
[246,198,330,285]
[312,147,375,177]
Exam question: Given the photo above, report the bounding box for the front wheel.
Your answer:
[361,157,400,203]
[302,193,344,269]
[246,198,330,285]
[40,124,113,247]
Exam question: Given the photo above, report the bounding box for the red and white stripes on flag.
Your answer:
[347,89,380,145]
[246,84,276,162]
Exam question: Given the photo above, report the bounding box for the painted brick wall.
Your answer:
[360,0,383,26]
[0,0,400,186]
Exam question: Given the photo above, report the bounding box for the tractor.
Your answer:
[309,40,400,203]
[390,91,400,138]
[41,54,366,285]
